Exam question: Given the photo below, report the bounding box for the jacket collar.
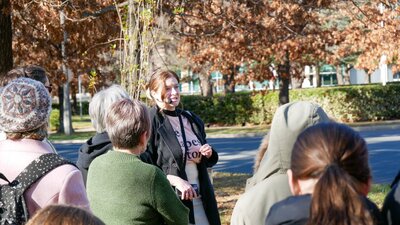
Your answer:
[152,106,185,171]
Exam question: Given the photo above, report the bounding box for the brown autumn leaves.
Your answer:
[7,0,400,92]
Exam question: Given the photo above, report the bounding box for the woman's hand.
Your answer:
[199,144,213,158]
[167,175,197,200]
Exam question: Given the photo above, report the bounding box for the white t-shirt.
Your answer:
[167,115,210,225]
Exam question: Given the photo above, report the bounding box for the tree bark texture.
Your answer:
[278,52,290,106]
[60,9,73,135]
[57,86,65,133]
[71,82,78,115]
[199,73,213,97]
[0,0,13,77]
[278,70,290,105]
[222,69,235,95]
[291,76,303,89]
[315,65,322,87]
[336,65,344,85]
[344,65,352,85]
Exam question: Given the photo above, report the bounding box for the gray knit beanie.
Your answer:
[0,77,51,132]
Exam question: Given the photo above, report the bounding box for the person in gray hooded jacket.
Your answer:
[230,101,330,225]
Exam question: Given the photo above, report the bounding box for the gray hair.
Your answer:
[105,99,150,151]
[89,85,130,133]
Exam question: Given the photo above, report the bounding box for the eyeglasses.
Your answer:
[45,84,53,93]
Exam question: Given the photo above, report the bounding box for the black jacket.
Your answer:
[382,171,400,225]
[266,194,383,225]
[140,107,221,225]
[76,132,113,186]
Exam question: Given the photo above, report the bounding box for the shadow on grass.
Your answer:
[214,172,251,189]
[213,172,252,224]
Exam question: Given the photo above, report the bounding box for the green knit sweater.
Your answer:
[87,150,189,225]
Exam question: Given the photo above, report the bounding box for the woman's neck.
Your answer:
[162,108,180,117]
[114,147,142,155]
[156,102,175,111]
[297,178,319,195]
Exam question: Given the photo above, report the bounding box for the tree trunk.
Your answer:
[336,65,344,85]
[278,65,290,106]
[60,9,73,135]
[57,86,64,133]
[71,82,78,115]
[278,51,290,106]
[222,68,235,95]
[120,0,155,100]
[291,76,303,89]
[199,73,213,97]
[62,81,73,135]
[315,65,322,87]
[344,65,352,85]
[365,70,372,84]
[0,0,13,77]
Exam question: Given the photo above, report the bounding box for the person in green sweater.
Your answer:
[86,98,189,225]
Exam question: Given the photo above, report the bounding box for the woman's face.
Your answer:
[154,76,180,111]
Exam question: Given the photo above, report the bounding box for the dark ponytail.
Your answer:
[309,163,372,225]
[291,122,374,225]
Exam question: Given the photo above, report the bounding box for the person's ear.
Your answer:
[150,91,156,99]
[287,169,301,195]
[140,131,148,146]
[136,131,149,155]
[360,177,372,196]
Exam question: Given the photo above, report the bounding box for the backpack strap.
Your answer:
[11,153,75,194]
[0,172,11,184]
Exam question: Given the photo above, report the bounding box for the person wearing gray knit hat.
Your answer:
[0,79,90,218]
[0,77,51,135]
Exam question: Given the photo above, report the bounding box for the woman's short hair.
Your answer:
[26,205,105,225]
[146,70,179,104]
[292,122,373,225]
[105,99,150,150]
[89,85,130,133]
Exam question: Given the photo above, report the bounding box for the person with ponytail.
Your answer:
[265,122,382,225]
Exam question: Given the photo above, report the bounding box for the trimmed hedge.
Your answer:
[180,82,400,125]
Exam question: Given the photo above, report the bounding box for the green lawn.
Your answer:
[48,131,95,141]
[48,115,95,141]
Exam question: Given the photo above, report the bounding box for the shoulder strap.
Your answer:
[391,170,400,188]
[0,172,11,183]
[182,110,204,143]
[178,114,189,169]
[12,153,75,194]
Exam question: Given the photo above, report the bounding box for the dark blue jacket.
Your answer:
[266,194,382,225]
[382,171,400,225]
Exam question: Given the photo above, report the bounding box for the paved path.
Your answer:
[208,124,400,184]
[54,124,400,184]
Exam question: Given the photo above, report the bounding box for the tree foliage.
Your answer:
[11,0,121,89]
[174,1,334,83]
[172,0,400,99]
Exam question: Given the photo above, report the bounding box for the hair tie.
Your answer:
[326,162,340,171]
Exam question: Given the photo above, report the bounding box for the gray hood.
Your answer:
[250,101,330,187]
